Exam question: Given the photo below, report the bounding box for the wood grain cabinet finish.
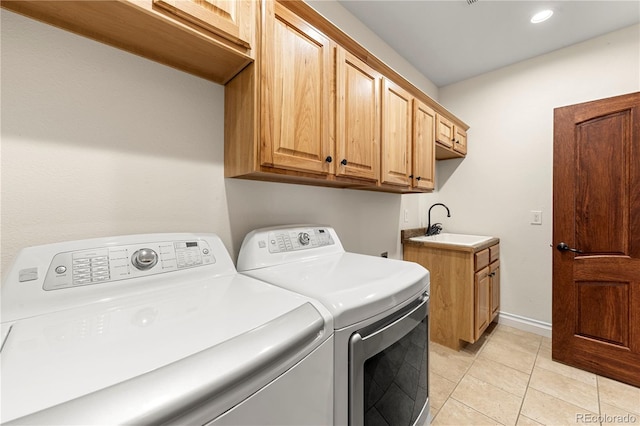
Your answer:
[336,48,381,183]
[262,3,333,175]
[412,100,436,191]
[381,78,413,188]
[153,0,252,50]
[475,266,491,339]
[403,238,500,350]
[224,0,470,192]
[436,113,467,160]
[453,125,468,155]
[436,114,455,149]
[225,1,348,185]
[1,0,253,84]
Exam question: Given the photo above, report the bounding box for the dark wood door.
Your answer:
[553,92,640,387]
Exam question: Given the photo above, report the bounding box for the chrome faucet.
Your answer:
[426,203,451,236]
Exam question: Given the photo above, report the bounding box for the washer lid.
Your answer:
[241,252,429,329]
[0,274,331,424]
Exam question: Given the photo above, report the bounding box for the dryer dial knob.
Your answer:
[298,232,311,246]
[132,248,158,270]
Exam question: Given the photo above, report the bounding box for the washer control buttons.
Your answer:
[55,265,67,274]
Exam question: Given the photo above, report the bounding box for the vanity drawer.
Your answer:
[475,249,490,271]
[490,244,500,263]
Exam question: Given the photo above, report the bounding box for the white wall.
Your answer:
[0,8,435,277]
[306,0,439,99]
[437,24,640,325]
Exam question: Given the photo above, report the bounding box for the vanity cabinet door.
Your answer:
[490,260,500,320]
[475,266,491,340]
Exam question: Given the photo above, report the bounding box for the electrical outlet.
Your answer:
[530,210,542,225]
[404,209,409,223]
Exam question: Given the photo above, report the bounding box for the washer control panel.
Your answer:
[43,240,215,291]
[267,227,335,253]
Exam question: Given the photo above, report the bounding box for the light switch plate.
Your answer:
[530,210,542,225]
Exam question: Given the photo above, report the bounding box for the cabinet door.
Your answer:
[490,260,500,321]
[475,266,491,339]
[336,48,380,183]
[453,126,467,155]
[153,0,251,49]
[381,78,412,187]
[436,114,454,148]
[412,100,435,191]
[261,3,333,175]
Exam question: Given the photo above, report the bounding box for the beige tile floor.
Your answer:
[430,323,640,426]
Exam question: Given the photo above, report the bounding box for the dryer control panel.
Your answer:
[267,227,335,253]
[43,239,215,290]
[237,225,345,271]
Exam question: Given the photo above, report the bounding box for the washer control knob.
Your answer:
[132,248,158,270]
[298,232,311,246]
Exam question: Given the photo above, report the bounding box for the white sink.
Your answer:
[409,233,493,247]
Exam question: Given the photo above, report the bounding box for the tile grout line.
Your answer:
[513,336,542,425]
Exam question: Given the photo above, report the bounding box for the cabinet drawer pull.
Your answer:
[341,159,348,166]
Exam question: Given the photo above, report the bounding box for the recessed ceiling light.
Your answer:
[531,9,554,24]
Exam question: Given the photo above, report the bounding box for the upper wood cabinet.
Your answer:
[453,126,468,155]
[381,78,412,188]
[224,0,469,193]
[436,114,455,149]
[153,0,252,50]
[412,100,436,191]
[336,48,381,183]
[1,0,253,84]
[261,3,333,175]
[436,113,468,159]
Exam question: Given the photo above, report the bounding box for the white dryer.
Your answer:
[237,225,431,426]
[1,233,334,425]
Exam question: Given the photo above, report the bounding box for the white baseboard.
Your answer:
[497,311,552,338]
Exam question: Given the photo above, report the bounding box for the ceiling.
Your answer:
[337,1,640,87]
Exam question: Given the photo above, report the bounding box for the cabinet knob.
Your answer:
[341,159,348,166]
[325,156,333,163]
[416,176,422,181]
[409,174,413,179]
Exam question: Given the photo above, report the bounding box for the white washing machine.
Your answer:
[237,225,431,426]
[1,233,334,425]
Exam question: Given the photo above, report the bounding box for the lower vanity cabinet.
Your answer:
[474,245,500,341]
[402,236,500,351]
